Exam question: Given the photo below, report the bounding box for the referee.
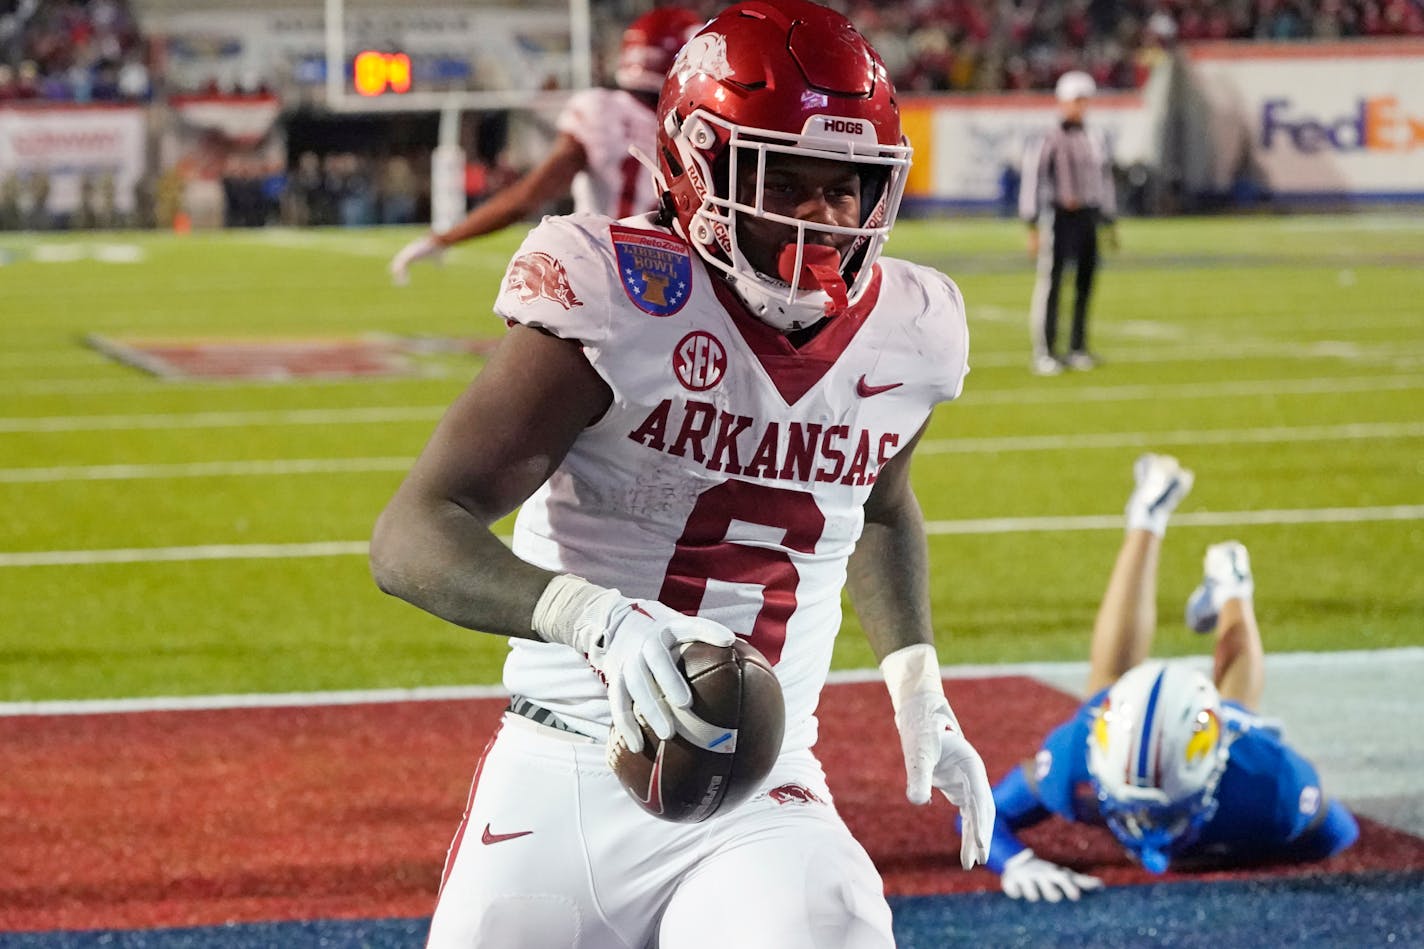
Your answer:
[1020,71,1118,376]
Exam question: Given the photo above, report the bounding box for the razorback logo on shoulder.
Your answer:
[768,783,825,806]
[505,252,583,310]
[610,224,692,316]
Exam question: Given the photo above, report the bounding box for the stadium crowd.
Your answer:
[0,0,150,102]
[812,0,1424,93]
[3,0,1423,231]
[5,0,1423,105]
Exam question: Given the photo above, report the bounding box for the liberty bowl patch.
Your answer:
[611,225,693,316]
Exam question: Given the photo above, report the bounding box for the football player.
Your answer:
[370,2,995,946]
[978,454,1358,902]
[389,7,703,285]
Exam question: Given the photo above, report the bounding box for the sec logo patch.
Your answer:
[674,331,726,391]
[611,224,693,316]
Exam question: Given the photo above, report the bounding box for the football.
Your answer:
[608,638,785,823]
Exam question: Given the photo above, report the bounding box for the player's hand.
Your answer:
[894,691,996,869]
[389,233,445,286]
[1000,849,1104,902]
[569,590,736,754]
[1026,229,1040,257]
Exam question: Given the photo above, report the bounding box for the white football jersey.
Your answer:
[493,213,970,753]
[556,88,660,218]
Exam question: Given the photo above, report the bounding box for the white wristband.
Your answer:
[879,642,947,717]
[530,574,609,649]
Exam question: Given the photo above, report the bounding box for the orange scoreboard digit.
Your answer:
[353,50,412,97]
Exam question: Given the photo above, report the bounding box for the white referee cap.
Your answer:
[1055,70,1097,102]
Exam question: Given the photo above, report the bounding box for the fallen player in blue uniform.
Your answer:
[978,453,1358,901]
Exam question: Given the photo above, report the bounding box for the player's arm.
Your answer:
[1273,743,1359,863]
[847,423,935,662]
[369,322,605,638]
[389,133,588,283]
[369,322,734,750]
[981,760,1053,871]
[438,133,589,246]
[968,756,1105,901]
[1284,797,1359,862]
[846,424,995,869]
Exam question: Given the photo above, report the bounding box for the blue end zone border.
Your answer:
[5,872,1420,948]
[892,871,1424,949]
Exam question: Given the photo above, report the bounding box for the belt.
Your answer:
[507,694,599,742]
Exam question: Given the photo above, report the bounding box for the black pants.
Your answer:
[1034,207,1100,356]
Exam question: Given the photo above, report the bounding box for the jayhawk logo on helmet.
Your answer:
[1184,706,1222,767]
[1085,661,1233,872]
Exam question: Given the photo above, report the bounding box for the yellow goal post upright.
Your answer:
[320,0,594,230]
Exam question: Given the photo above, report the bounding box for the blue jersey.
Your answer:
[985,688,1358,874]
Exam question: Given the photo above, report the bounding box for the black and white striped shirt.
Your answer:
[1019,120,1116,223]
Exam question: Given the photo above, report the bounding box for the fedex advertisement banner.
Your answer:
[1189,40,1424,197]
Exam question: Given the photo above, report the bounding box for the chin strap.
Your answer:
[778,243,848,314]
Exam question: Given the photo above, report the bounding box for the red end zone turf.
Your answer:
[1,677,1420,930]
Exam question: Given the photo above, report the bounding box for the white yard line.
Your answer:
[228,228,515,267]
[3,369,465,396]
[967,339,1423,369]
[2,647,1417,716]
[0,457,415,483]
[3,505,1419,567]
[3,375,1421,433]
[2,419,1418,484]
[0,405,446,433]
[923,505,1424,535]
[918,420,1424,454]
[0,540,370,567]
[959,373,1424,405]
[6,647,1418,833]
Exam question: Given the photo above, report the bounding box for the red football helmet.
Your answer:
[615,7,705,94]
[654,0,911,330]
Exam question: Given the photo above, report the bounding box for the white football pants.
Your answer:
[426,713,895,949]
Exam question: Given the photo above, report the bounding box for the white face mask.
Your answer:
[664,109,911,332]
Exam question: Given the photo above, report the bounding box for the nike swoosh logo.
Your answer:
[481,823,534,845]
[856,375,903,397]
[633,742,666,816]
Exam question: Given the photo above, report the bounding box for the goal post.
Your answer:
[321,0,594,114]
[320,0,596,226]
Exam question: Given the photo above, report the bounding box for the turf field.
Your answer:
[1,214,1422,945]
[2,215,1420,700]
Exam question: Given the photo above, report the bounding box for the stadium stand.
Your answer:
[2,0,1422,232]
[0,0,150,102]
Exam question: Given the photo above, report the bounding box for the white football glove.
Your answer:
[389,233,445,286]
[531,574,736,753]
[881,644,996,870]
[1000,849,1104,902]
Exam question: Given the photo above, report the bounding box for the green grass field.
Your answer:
[2,215,1421,702]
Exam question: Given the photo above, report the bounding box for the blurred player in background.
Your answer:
[371,2,995,945]
[1019,70,1118,376]
[389,6,703,285]
[978,453,1358,902]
